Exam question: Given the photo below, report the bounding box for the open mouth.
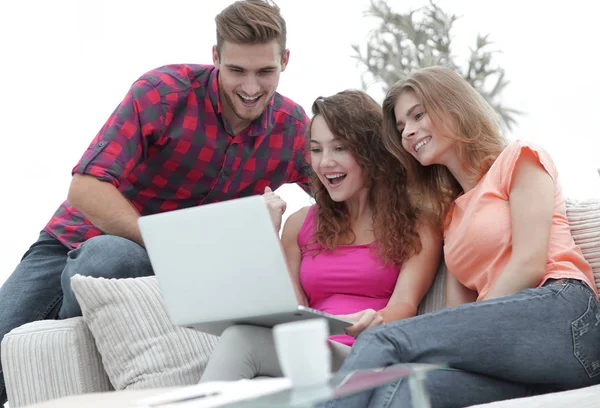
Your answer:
[238,93,262,107]
[325,173,347,186]
[415,136,431,153]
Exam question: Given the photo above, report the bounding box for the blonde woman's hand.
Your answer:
[262,186,287,233]
[339,309,384,338]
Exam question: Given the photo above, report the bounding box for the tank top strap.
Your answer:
[297,205,318,247]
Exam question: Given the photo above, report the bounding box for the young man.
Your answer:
[0,0,309,403]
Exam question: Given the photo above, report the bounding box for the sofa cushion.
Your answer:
[566,199,600,292]
[70,275,219,391]
[417,259,446,315]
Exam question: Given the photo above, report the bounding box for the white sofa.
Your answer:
[2,199,599,408]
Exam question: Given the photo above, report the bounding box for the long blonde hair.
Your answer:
[381,66,508,225]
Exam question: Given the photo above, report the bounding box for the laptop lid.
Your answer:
[138,196,299,328]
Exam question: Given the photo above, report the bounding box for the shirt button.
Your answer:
[220,170,230,179]
[98,141,107,147]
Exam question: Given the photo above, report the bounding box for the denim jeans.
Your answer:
[324,279,600,408]
[0,231,153,404]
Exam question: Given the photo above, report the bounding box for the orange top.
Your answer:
[444,140,596,300]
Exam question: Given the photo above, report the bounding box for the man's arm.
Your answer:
[68,174,143,245]
[69,78,163,245]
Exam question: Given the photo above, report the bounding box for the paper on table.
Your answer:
[131,378,292,408]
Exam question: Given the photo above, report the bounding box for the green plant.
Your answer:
[353,0,521,129]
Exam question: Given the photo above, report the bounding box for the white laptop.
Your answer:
[138,195,354,336]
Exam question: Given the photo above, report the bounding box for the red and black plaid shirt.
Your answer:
[44,64,310,249]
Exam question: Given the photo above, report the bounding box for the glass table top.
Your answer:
[221,363,444,408]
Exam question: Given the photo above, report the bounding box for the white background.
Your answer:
[0,0,599,284]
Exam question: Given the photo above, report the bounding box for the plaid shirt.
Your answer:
[44,64,310,249]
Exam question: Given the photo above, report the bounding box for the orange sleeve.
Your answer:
[498,141,559,199]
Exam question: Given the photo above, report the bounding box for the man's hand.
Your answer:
[338,309,384,338]
[263,186,287,233]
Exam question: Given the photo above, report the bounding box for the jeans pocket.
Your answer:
[572,296,600,378]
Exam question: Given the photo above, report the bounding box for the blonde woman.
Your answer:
[326,67,600,408]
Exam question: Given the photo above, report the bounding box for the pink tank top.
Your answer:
[298,206,400,346]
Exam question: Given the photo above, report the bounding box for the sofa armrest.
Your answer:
[1,317,113,407]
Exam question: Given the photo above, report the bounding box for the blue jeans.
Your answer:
[0,231,153,403]
[325,279,600,408]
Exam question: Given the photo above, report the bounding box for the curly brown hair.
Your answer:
[306,90,422,265]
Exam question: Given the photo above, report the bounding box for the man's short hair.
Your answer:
[215,0,287,56]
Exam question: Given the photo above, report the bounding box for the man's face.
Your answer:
[213,40,289,127]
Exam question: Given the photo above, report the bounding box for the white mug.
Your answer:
[273,318,332,387]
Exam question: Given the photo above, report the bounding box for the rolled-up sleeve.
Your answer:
[72,79,163,187]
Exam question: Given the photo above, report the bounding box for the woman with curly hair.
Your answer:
[200,90,442,381]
